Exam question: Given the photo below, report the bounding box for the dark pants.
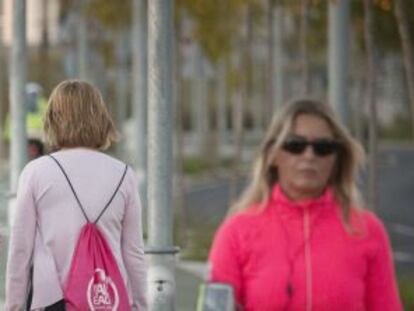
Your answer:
[27,288,65,310]
[45,300,66,311]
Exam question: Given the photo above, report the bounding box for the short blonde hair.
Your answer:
[44,80,118,151]
[231,98,366,225]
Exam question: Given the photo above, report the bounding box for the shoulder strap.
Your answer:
[49,154,90,222]
[94,163,128,224]
[48,154,129,224]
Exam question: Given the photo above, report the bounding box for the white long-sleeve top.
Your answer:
[5,148,147,310]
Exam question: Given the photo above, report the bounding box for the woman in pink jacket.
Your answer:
[6,80,147,310]
[208,99,402,311]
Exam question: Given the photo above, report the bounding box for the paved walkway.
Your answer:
[176,262,207,310]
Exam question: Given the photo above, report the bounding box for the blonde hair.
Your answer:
[230,98,366,225]
[44,80,118,151]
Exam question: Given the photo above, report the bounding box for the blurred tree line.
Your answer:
[1,0,414,160]
[58,0,414,141]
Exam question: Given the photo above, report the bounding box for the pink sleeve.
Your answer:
[121,170,147,311]
[365,213,403,311]
[5,163,37,310]
[208,217,244,306]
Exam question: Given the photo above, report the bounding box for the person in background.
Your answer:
[5,80,147,310]
[3,82,47,159]
[208,98,402,311]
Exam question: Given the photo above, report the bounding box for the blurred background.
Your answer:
[0,0,413,309]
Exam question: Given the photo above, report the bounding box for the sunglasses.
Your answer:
[282,135,341,157]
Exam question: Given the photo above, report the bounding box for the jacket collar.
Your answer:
[271,184,335,213]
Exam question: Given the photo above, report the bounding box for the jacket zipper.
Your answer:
[303,207,312,311]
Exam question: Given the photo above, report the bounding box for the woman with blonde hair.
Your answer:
[6,80,147,310]
[208,98,402,310]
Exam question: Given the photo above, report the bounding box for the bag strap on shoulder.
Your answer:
[48,154,128,224]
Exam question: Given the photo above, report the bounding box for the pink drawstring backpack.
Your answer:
[50,155,131,311]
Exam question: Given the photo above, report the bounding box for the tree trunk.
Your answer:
[363,0,378,212]
[267,0,274,120]
[268,0,284,120]
[300,0,310,94]
[62,6,78,78]
[229,6,249,204]
[77,0,88,80]
[274,2,284,111]
[216,60,228,155]
[114,30,129,160]
[41,0,49,50]
[246,6,260,135]
[354,58,366,145]
[229,86,244,204]
[191,44,210,157]
[328,0,350,124]
[394,0,414,139]
[39,0,50,89]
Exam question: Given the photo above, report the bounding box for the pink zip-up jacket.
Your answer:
[208,185,402,311]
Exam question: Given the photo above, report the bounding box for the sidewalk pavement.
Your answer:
[176,261,208,311]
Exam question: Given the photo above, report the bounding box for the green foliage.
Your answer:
[182,156,235,176]
[278,1,329,66]
[351,0,414,53]
[86,0,132,29]
[380,114,413,141]
[58,0,73,20]
[27,49,67,96]
[228,66,244,90]
[398,277,414,310]
[57,0,414,63]
[182,156,213,175]
[58,0,132,30]
[372,3,399,52]
[307,1,328,61]
[176,0,265,63]
[177,222,217,261]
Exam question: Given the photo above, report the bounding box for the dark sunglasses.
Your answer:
[282,135,341,157]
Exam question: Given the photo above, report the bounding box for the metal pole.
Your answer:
[328,0,350,125]
[9,0,27,226]
[147,0,178,310]
[132,0,148,208]
[0,1,5,159]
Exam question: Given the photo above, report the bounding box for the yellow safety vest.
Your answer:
[3,97,47,140]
